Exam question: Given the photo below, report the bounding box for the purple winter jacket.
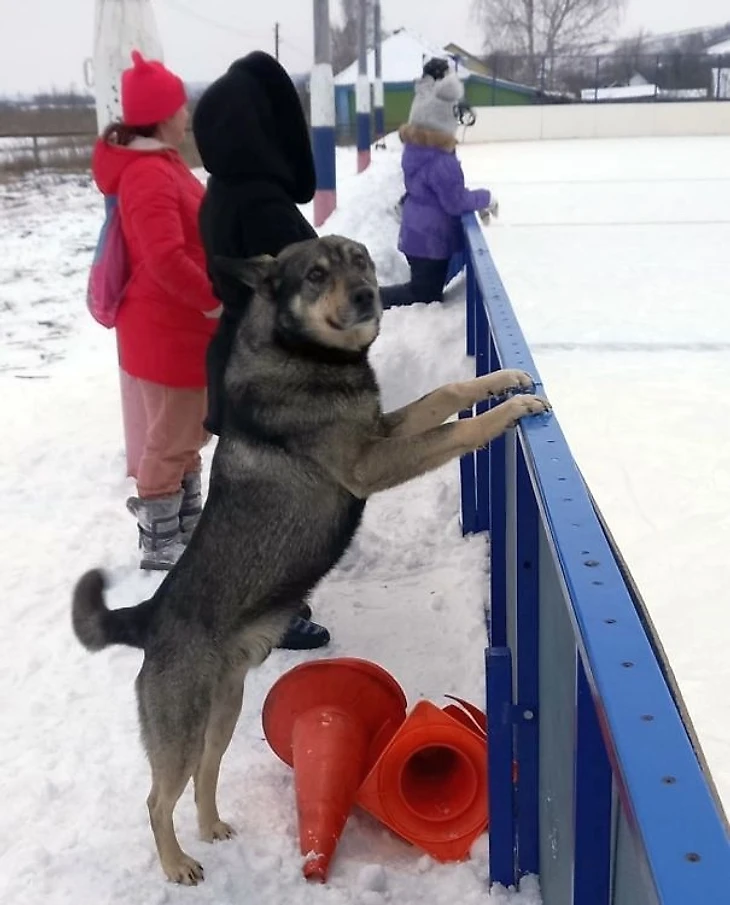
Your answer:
[398,128,491,261]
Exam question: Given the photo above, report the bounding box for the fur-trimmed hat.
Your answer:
[407,67,464,137]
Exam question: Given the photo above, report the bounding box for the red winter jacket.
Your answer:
[91,138,219,387]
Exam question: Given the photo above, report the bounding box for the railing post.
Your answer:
[466,254,476,357]
[573,657,612,905]
[459,408,478,536]
[460,251,478,535]
[515,441,540,878]
[488,394,507,644]
[474,267,491,534]
[486,647,516,890]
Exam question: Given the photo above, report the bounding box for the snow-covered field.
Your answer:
[460,135,730,819]
[0,149,543,905]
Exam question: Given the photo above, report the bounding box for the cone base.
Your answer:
[356,701,489,863]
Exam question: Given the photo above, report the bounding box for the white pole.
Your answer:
[373,1,385,148]
[92,0,164,132]
[92,0,165,478]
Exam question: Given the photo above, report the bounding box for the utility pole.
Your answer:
[356,0,371,172]
[373,1,384,148]
[274,22,280,60]
[312,0,336,226]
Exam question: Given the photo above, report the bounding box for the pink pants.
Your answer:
[125,376,210,499]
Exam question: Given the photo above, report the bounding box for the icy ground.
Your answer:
[0,149,541,904]
[461,134,730,818]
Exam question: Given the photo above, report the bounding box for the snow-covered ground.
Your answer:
[4,130,727,905]
[0,149,542,905]
[460,135,730,819]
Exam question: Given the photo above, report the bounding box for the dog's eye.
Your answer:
[307,267,328,284]
[352,255,368,270]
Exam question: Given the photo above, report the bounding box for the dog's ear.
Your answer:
[214,254,275,290]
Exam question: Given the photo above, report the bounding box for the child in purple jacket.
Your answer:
[380,61,498,309]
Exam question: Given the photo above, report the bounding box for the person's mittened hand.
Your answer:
[204,304,223,319]
[487,197,500,218]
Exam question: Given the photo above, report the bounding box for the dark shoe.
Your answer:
[277,616,331,651]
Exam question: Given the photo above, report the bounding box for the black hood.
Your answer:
[192,51,315,204]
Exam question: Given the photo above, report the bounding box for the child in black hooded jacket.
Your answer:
[193,52,328,651]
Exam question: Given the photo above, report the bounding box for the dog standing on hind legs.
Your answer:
[71,235,551,885]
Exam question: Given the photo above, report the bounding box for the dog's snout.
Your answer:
[351,286,377,312]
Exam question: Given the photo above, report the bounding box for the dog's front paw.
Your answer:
[501,394,551,429]
[200,820,237,843]
[491,368,535,396]
[163,853,205,885]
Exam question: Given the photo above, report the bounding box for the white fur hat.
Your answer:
[407,70,465,137]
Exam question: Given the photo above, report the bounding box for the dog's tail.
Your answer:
[72,569,154,652]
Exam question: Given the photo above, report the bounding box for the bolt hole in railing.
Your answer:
[458,213,729,903]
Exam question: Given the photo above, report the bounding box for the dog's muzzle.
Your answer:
[350,286,380,324]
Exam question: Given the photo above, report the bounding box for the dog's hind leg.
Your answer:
[146,750,206,885]
[382,369,536,438]
[194,666,247,843]
[138,667,209,885]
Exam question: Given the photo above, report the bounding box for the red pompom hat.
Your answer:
[121,50,187,126]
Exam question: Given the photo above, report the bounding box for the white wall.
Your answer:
[461,101,730,144]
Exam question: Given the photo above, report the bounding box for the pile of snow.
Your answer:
[0,146,539,905]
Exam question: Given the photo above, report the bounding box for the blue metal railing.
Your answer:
[459,213,730,904]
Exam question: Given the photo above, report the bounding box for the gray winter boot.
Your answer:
[126,491,187,571]
[180,471,203,544]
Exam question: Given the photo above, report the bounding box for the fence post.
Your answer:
[460,252,478,536]
[475,284,491,535]
[573,658,612,905]
[515,443,540,878]
[540,57,547,99]
[486,647,516,890]
[373,0,385,147]
[312,0,337,226]
[466,253,476,357]
[356,0,371,172]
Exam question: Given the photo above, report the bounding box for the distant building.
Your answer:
[333,29,544,141]
[707,39,730,98]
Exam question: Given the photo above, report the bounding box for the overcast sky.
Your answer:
[1,0,729,95]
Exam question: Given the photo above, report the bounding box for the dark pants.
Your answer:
[379,256,452,309]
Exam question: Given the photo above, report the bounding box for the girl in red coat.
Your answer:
[92,51,220,570]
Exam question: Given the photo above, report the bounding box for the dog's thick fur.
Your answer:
[71,235,550,885]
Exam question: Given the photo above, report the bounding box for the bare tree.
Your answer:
[601,29,651,84]
[472,0,625,79]
[331,0,380,75]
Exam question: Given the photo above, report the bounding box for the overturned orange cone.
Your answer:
[356,697,489,863]
[262,658,408,882]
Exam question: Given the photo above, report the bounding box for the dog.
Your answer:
[71,235,550,885]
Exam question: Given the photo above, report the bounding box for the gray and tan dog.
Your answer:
[71,235,550,885]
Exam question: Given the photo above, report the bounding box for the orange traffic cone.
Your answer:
[262,658,408,882]
[355,697,489,863]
